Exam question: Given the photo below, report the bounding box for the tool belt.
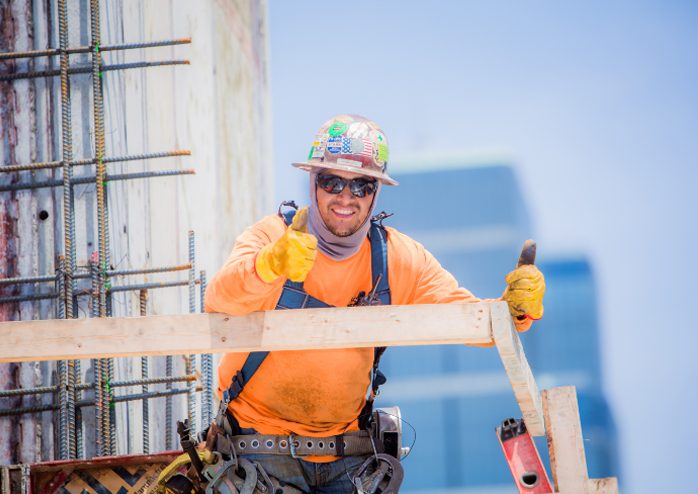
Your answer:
[216,430,376,458]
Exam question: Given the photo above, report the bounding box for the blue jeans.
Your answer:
[243,453,370,493]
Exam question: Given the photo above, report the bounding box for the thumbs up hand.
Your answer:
[255,207,318,283]
[502,240,545,320]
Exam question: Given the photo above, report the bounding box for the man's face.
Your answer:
[315,170,376,237]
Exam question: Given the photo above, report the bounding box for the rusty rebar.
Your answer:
[0,387,199,418]
[0,403,59,417]
[58,0,76,460]
[91,0,107,321]
[56,257,66,319]
[0,168,196,193]
[166,353,173,450]
[0,292,57,304]
[187,231,197,430]
[57,360,67,459]
[90,261,104,456]
[0,149,191,174]
[0,276,201,304]
[0,386,57,398]
[0,262,192,286]
[0,59,190,82]
[75,374,197,391]
[108,279,200,293]
[200,270,213,426]
[57,0,74,323]
[76,388,197,408]
[0,37,192,60]
[140,289,149,454]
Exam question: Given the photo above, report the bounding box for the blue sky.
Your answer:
[268,2,698,492]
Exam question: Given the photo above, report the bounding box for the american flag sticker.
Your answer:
[355,138,374,159]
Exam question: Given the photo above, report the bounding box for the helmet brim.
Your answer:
[291,161,399,186]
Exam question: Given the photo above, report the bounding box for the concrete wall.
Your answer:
[0,0,273,462]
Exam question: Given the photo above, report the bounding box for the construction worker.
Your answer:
[203,114,545,493]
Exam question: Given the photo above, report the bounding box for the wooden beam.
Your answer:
[0,302,492,363]
[491,302,545,436]
[589,477,619,494]
[543,386,590,494]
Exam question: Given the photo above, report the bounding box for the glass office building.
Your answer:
[375,163,618,493]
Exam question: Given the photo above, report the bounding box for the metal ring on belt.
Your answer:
[230,431,375,458]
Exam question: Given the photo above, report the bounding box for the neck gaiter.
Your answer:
[307,172,381,260]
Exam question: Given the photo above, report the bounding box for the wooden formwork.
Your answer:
[0,301,618,493]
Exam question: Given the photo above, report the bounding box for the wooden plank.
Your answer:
[589,477,619,494]
[0,302,492,363]
[543,386,590,494]
[491,302,545,436]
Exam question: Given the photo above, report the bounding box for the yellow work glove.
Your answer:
[502,264,545,320]
[255,207,318,283]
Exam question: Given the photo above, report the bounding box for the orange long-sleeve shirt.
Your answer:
[205,214,530,443]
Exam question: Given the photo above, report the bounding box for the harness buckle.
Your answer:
[229,370,245,399]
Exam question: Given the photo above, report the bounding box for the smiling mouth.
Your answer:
[331,207,356,219]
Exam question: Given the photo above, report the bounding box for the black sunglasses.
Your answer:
[315,173,378,198]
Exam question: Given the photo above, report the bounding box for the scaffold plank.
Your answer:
[543,386,591,494]
[0,302,492,363]
[491,302,546,436]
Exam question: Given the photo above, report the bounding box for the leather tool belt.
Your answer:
[217,430,376,458]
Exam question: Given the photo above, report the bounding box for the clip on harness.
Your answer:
[214,201,392,455]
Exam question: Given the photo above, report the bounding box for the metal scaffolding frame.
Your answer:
[0,1,214,460]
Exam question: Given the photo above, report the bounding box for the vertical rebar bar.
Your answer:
[187,231,197,432]
[107,358,115,455]
[56,257,66,319]
[58,0,76,460]
[57,360,67,459]
[90,0,107,317]
[90,260,104,456]
[139,289,149,454]
[66,359,77,459]
[199,270,212,426]
[75,402,83,458]
[57,0,73,318]
[75,358,83,458]
[88,0,116,456]
[55,259,66,459]
[165,355,172,450]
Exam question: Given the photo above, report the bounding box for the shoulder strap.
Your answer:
[369,221,391,305]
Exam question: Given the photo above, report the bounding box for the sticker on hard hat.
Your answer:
[347,121,370,138]
[326,136,342,154]
[336,158,362,168]
[341,137,352,154]
[328,121,348,137]
[311,138,326,159]
[350,138,364,154]
[311,146,325,159]
[355,138,374,158]
[377,143,389,162]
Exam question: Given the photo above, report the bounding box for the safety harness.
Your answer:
[213,202,392,454]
